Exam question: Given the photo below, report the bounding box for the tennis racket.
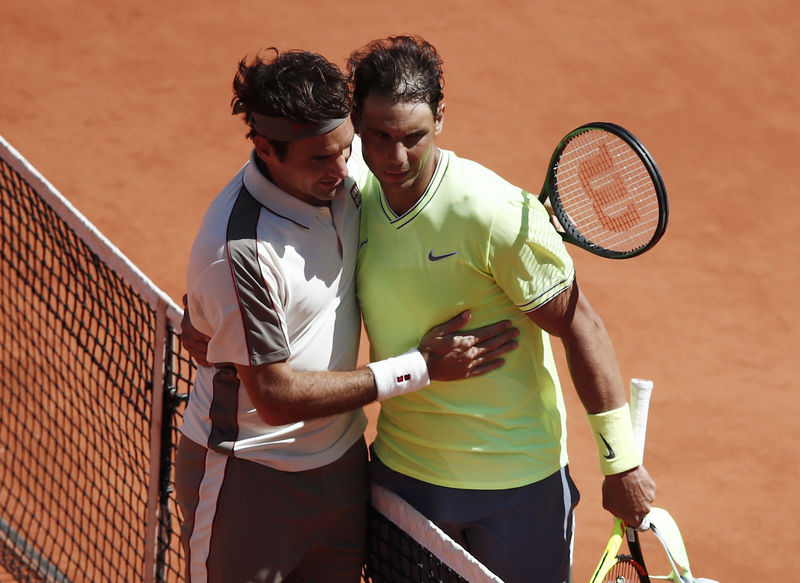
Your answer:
[588,378,654,583]
[538,122,669,259]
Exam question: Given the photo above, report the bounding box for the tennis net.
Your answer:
[0,135,191,583]
[365,484,503,583]
[0,134,501,583]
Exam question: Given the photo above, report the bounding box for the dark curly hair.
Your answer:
[232,48,352,143]
[347,35,444,118]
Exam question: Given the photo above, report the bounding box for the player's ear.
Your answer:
[253,135,275,162]
[350,111,361,135]
[434,102,445,136]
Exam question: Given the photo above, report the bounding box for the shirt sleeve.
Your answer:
[187,258,290,366]
[488,189,575,311]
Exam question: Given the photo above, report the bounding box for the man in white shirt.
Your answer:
[176,47,518,583]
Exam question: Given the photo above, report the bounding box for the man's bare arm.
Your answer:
[525,279,656,527]
[180,298,519,425]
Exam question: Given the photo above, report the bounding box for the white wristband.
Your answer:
[367,348,430,401]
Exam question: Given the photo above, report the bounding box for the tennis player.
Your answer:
[349,35,657,583]
[176,48,519,583]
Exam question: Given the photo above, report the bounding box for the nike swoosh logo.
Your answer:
[599,433,616,460]
[427,250,458,262]
[358,239,368,250]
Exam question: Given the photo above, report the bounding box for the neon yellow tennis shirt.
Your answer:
[357,150,576,489]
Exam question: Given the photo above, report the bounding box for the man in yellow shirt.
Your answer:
[350,35,656,583]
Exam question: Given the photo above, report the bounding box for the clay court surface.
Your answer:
[2,1,799,581]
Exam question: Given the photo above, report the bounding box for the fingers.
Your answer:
[550,213,564,233]
[179,307,212,366]
[458,337,519,376]
[419,314,521,381]
[426,312,514,349]
[602,467,656,527]
[454,335,518,377]
[429,310,472,336]
[627,505,651,531]
[465,355,507,377]
[443,324,518,364]
[180,308,193,336]
[471,325,519,353]
[467,358,505,377]
[476,338,518,363]
[460,318,515,345]
[181,336,212,367]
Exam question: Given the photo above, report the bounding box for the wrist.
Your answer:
[587,403,641,476]
[367,348,431,401]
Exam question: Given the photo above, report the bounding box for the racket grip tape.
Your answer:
[629,378,654,457]
[629,378,654,531]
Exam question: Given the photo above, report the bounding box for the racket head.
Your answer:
[591,521,651,583]
[589,518,627,583]
[601,555,649,582]
[539,122,669,259]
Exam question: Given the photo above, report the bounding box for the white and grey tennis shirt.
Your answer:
[182,149,366,472]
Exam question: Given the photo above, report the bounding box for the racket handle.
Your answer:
[629,378,654,458]
[629,378,654,533]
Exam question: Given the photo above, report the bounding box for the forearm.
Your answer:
[183,306,518,426]
[239,349,430,425]
[529,282,657,522]
[239,364,378,426]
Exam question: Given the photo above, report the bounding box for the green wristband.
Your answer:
[587,403,641,476]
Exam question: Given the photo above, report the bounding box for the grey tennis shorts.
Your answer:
[176,436,368,583]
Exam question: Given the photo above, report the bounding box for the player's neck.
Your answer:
[384,188,423,217]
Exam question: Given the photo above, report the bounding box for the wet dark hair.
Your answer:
[348,35,444,119]
[231,48,352,155]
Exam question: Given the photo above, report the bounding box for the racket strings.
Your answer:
[554,130,660,253]
[603,556,648,582]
